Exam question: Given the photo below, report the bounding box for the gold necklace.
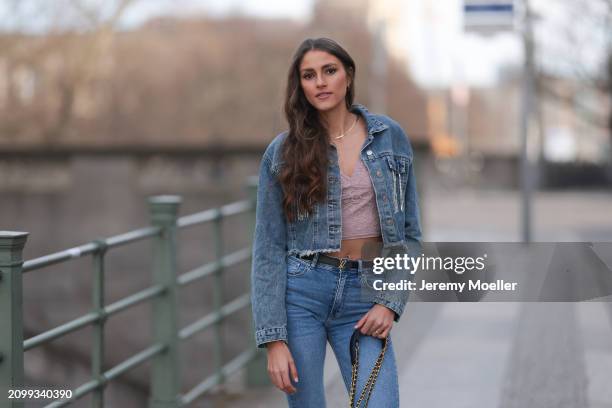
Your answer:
[333,115,359,140]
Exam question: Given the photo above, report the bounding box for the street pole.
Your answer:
[520,0,536,243]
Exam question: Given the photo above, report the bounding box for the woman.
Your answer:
[251,37,422,407]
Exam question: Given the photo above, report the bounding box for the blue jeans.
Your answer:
[284,254,400,407]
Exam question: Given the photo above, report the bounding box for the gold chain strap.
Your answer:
[348,334,388,407]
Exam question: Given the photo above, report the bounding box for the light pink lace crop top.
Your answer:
[340,157,382,239]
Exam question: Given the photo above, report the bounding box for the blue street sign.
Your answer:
[464,4,514,13]
[464,0,515,33]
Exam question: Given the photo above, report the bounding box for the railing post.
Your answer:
[148,196,182,408]
[212,211,225,387]
[91,239,108,408]
[0,231,29,408]
[244,177,270,387]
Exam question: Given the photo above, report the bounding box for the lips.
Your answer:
[316,92,332,99]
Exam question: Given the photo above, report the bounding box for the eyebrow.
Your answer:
[300,63,338,73]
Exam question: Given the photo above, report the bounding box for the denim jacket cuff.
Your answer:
[373,296,405,323]
[255,326,288,348]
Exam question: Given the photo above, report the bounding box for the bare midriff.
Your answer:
[327,236,382,261]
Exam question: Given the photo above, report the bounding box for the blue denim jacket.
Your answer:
[251,103,423,348]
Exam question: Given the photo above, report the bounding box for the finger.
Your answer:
[283,382,297,394]
[277,372,288,393]
[289,360,299,383]
[374,321,389,337]
[365,316,381,332]
[270,370,283,391]
[354,313,368,329]
[373,324,387,338]
[379,326,391,338]
[371,325,384,337]
[360,316,375,335]
[281,367,297,394]
[370,320,386,336]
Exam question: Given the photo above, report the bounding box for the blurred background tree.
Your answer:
[0,0,428,149]
[535,0,611,148]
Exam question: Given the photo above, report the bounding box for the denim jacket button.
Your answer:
[367,150,373,156]
[386,219,393,225]
[376,170,382,177]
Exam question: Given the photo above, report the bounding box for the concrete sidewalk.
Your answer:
[213,188,612,407]
[219,300,612,408]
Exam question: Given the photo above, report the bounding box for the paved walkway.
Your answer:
[212,188,612,407]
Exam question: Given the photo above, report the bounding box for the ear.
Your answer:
[346,67,354,88]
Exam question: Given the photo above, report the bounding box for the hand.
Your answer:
[354,304,395,339]
[266,341,299,394]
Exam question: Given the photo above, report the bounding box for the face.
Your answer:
[299,49,351,112]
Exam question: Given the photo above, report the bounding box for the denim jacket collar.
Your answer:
[350,103,389,135]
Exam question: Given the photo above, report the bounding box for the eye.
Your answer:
[326,67,337,74]
[302,72,314,80]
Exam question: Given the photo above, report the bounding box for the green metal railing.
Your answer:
[0,177,268,408]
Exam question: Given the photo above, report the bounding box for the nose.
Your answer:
[316,75,326,87]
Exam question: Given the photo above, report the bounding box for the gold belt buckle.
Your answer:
[339,256,349,270]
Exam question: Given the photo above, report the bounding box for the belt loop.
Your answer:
[311,252,320,268]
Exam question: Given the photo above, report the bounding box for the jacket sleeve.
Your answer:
[250,151,289,348]
[373,132,423,322]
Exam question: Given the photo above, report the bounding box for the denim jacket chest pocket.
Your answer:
[384,155,411,214]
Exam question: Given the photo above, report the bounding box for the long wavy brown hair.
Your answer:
[279,38,356,223]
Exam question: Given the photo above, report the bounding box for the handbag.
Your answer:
[348,329,388,407]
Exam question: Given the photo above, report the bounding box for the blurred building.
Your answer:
[426,67,611,188]
[0,5,429,150]
[311,0,429,144]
